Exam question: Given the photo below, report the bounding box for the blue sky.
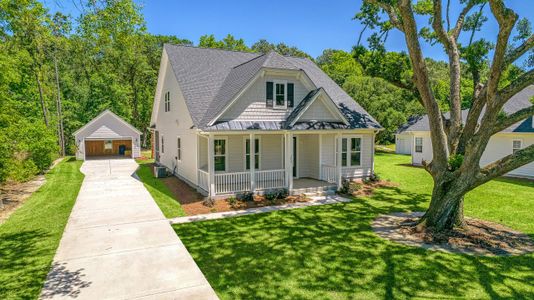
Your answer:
[46,0,533,62]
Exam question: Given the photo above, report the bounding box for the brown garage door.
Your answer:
[85,139,132,157]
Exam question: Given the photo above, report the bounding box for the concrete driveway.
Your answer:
[40,159,217,299]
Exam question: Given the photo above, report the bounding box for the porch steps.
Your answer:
[292,184,337,197]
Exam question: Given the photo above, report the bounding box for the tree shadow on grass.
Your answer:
[173,184,534,299]
[0,230,62,298]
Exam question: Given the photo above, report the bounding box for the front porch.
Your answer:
[196,131,373,196]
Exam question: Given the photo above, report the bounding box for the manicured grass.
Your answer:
[174,153,534,299]
[0,158,84,299]
[135,159,185,218]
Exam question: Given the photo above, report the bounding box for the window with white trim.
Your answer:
[274,81,286,108]
[340,137,361,167]
[161,135,165,153]
[415,137,423,153]
[177,137,181,161]
[245,138,260,170]
[350,137,361,166]
[512,139,522,154]
[164,91,170,112]
[104,140,113,150]
[214,139,226,172]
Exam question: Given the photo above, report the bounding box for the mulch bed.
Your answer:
[338,179,397,198]
[373,212,534,256]
[152,164,310,216]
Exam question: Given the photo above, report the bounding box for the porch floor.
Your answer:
[293,178,336,189]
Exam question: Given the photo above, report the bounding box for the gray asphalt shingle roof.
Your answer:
[164,44,381,131]
[397,85,534,134]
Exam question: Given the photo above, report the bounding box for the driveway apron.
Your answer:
[40,159,218,300]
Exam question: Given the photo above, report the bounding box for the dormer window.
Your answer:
[164,91,170,112]
[275,81,286,108]
[266,81,294,109]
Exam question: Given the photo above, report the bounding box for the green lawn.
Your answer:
[0,158,84,299]
[135,159,185,218]
[173,153,534,299]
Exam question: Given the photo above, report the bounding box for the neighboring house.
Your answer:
[74,110,142,160]
[396,85,534,178]
[150,45,381,197]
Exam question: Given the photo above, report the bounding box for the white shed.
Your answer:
[74,110,142,160]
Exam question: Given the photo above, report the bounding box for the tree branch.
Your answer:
[398,0,449,170]
[451,0,477,40]
[496,68,534,107]
[493,105,534,134]
[486,0,518,98]
[504,34,534,67]
[365,0,403,31]
[432,0,463,152]
[473,143,534,188]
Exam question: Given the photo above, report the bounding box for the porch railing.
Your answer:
[255,169,286,190]
[214,171,251,194]
[198,169,209,192]
[320,164,337,184]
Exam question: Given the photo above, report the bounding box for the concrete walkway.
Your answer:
[170,195,351,224]
[41,159,217,300]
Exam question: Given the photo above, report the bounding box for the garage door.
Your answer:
[85,139,133,157]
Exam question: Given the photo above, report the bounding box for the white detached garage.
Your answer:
[74,110,142,160]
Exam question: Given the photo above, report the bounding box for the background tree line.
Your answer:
[1,0,528,183]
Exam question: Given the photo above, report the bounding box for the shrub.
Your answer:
[202,197,215,207]
[226,197,238,207]
[364,173,381,184]
[338,179,351,194]
[264,188,289,203]
[236,191,254,202]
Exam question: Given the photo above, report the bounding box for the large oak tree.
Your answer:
[362,0,534,231]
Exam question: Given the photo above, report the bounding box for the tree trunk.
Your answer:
[53,54,65,157]
[34,66,49,127]
[419,177,466,231]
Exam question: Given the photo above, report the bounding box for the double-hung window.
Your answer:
[245,138,260,170]
[340,137,361,167]
[512,139,522,154]
[164,91,170,112]
[177,137,181,161]
[274,81,286,108]
[214,139,227,172]
[415,137,423,153]
[266,81,294,108]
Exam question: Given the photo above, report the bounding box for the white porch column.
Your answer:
[284,132,293,191]
[336,133,342,188]
[208,133,215,197]
[318,134,323,180]
[250,133,256,193]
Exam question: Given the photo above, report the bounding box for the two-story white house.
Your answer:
[150,45,382,197]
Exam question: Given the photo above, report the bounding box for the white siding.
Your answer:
[321,134,336,166]
[74,111,141,160]
[300,96,339,122]
[297,135,319,179]
[261,135,284,170]
[395,133,413,155]
[411,132,433,166]
[340,133,374,178]
[481,133,534,178]
[220,74,309,121]
[410,132,534,178]
[155,54,198,185]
